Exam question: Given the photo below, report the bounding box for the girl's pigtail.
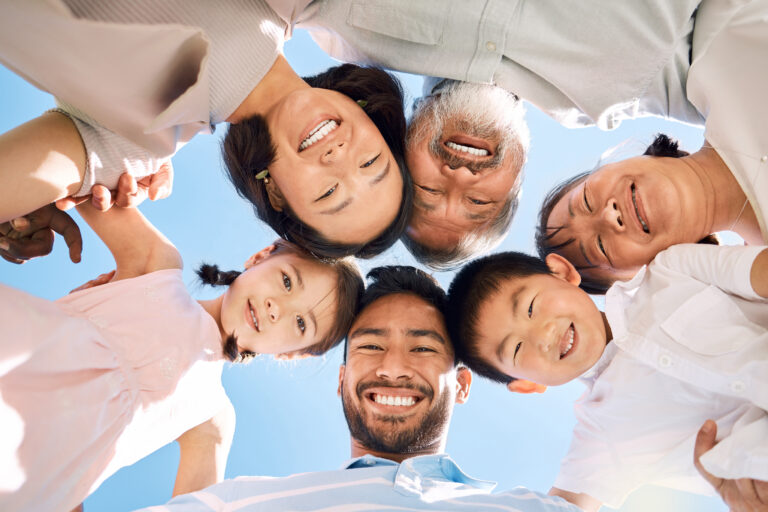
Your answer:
[221,334,256,364]
[196,264,241,286]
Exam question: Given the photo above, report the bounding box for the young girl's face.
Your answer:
[220,251,338,355]
[473,272,609,386]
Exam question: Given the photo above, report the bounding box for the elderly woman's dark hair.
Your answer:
[535,133,717,295]
[197,239,364,362]
[222,64,412,259]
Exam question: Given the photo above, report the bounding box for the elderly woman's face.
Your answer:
[264,88,403,245]
[546,156,703,283]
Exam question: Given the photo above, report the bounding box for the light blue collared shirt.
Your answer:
[141,454,582,511]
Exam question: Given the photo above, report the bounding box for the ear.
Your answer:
[244,244,277,269]
[274,351,312,361]
[264,178,286,212]
[545,253,582,287]
[506,379,547,394]
[337,365,346,397]
[455,366,472,404]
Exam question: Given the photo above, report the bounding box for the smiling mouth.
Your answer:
[559,323,575,359]
[631,183,650,234]
[247,300,260,332]
[365,391,423,410]
[299,119,339,151]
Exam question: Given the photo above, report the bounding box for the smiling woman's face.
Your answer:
[546,156,704,283]
[263,88,403,245]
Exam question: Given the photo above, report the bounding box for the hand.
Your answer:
[70,269,116,294]
[694,420,768,511]
[0,205,82,264]
[55,162,174,211]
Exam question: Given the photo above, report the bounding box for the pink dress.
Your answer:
[0,269,228,511]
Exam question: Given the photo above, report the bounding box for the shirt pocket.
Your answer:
[347,0,447,45]
[660,285,761,356]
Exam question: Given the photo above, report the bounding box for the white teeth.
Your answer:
[373,394,415,406]
[631,184,650,233]
[249,305,258,330]
[446,141,489,156]
[560,325,574,358]
[299,120,338,151]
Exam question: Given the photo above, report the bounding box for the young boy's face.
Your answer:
[473,269,608,386]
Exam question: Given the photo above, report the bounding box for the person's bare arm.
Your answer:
[0,112,86,222]
[750,248,768,299]
[0,204,82,264]
[694,420,768,511]
[549,487,602,512]
[75,201,181,280]
[173,402,236,497]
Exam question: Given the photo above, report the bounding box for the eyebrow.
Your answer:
[579,241,595,267]
[497,333,512,365]
[308,309,318,338]
[406,329,446,345]
[321,197,353,215]
[370,159,391,186]
[290,264,304,289]
[509,285,527,316]
[349,327,388,339]
[465,211,492,221]
[413,196,436,212]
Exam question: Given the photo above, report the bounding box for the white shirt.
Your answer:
[555,244,768,508]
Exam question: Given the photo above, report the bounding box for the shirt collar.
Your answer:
[341,454,496,503]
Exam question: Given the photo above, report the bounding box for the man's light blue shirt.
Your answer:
[140,454,582,511]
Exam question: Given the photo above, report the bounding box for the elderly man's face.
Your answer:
[405,82,527,251]
[338,293,469,454]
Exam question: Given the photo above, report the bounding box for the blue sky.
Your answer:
[1,29,726,512]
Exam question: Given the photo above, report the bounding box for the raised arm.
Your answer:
[0,112,86,222]
[173,401,236,497]
[75,201,182,280]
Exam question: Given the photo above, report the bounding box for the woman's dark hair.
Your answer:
[535,133,717,295]
[222,64,412,259]
[447,251,551,384]
[197,239,364,362]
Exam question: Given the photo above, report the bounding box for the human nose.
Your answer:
[601,198,625,232]
[265,297,280,322]
[375,347,414,381]
[532,321,557,354]
[320,141,347,165]
[441,163,478,185]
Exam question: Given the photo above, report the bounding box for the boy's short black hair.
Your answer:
[447,251,551,383]
[343,265,449,363]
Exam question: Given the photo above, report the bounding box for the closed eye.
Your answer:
[417,185,440,194]
[528,298,534,318]
[597,235,607,258]
[282,272,292,291]
[361,153,380,168]
[513,342,522,364]
[315,184,337,201]
[413,346,437,353]
[296,315,306,334]
[359,344,383,351]
[583,182,592,212]
[469,197,491,205]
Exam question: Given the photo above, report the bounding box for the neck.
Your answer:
[227,54,309,123]
[687,145,759,242]
[197,295,227,345]
[349,437,446,464]
[600,311,613,345]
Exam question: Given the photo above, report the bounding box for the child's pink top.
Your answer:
[0,269,227,511]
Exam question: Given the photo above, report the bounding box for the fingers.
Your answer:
[46,209,83,263]
[69,270,115,294]
[734,478,762,511]
[694,420,722,491]
[56,194,90,211]
[0,228,54,263]
[115,173,147,208]
[149,161,173,201]
[91,185,114,212]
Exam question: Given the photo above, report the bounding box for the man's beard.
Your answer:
[408,81,527,174]
[341,380,452,455]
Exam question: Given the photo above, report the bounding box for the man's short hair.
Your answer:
[446,251,551,383]
[344,265,449,361]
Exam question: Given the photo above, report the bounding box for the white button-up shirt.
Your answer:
[555,244,768,508]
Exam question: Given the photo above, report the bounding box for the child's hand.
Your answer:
[56,163,174,212]
[70,270,116,294]
[694,420,768,511]
[0,205,82,264]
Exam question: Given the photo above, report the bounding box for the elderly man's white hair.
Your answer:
[403,80,530,271]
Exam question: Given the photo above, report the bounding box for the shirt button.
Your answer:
[730,380,746,393]
[658,354,673,368]
[761,155,767,162]
[485,41,497,52]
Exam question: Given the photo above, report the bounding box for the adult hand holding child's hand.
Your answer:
[0,204,82,264]
[694,420,768,511]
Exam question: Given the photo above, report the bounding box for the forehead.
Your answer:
[351,293,447,335]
